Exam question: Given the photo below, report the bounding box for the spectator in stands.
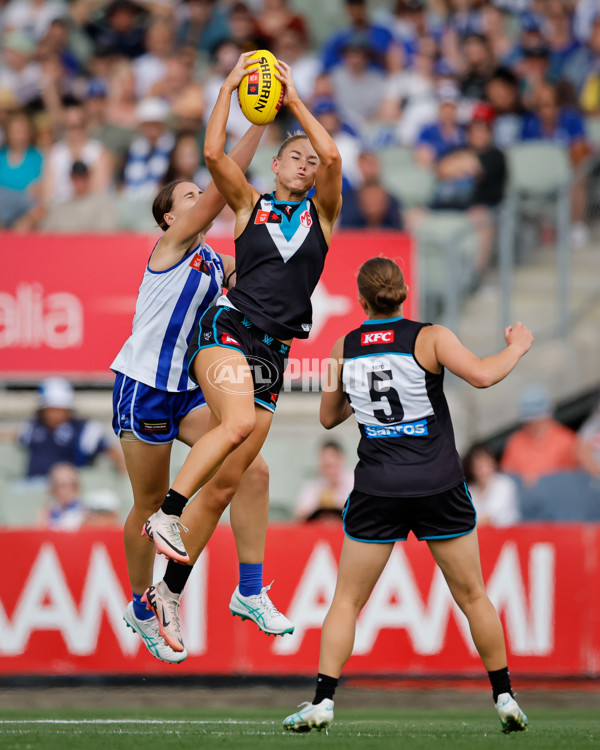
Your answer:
[227,2,266,51]
[17,378,124,480]
[176,0,229,54]
[577,18,600,112]
[202,39,249,142]
[36,462,86,531]
[122,96,174,197]
[105,61,139,130]
[38,18,82,79]
[255,0,308,51]
[480,4,513,66]
[463,443,520,527]
[501,385,580,486]
[2,0,65,42]
[0,31,43,106]
[85,0,147,60]
[161,132,202,186]
[312,98,361,190]
[295,441,355,522]
[414,82,466,169]
[0,109,43,228]
[340,178,403,230]
[41,159,118,232]
[41,98,113,205]
[387,0,437,67]
[321,0,394,73]
[84,78,135,167]
[576,399,600,480]
[329,33,387,133]
[486,67,527,148]
[522,81,591,247]
[133,20,175,98]
[458,33,496,102]
[378,36,438,146]
[542,0,581,84]
[273,28,320,103]
[82,488,122,528]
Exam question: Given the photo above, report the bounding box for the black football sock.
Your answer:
[312,673,338,705]
[161,488,188,517]
[488,667,513,702]
[163,560,194,595]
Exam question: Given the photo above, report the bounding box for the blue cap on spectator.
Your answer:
[519,385,552,422]
[435,58,455,77]
[313,98,338,117]
[87,78,108,99]
[520,11,543,33]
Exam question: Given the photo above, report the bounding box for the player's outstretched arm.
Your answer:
[163,124,265,254]
[275,60,342,231]
[320,336,353,429]
[204,51,262,217]
[433,322,533,388]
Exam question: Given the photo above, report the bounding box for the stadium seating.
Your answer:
[381,160,435,208]
[506,141,572,196]
[414,211,479,320]
[519,471,600,522]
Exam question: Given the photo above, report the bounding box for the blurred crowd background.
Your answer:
[1,0,600,239]
[2,0,600,530]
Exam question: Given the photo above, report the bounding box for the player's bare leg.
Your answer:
[319,538,393,677]
[284,538,392,732]
[428,531,527,733]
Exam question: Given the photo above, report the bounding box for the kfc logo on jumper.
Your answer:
[221,333,241,347]
[189,254,210,274]
[361,330,395,345]
[299,209,312,228]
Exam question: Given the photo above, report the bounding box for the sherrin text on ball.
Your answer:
[238,49,284,126]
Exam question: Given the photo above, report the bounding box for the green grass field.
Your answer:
[0,706,598,750]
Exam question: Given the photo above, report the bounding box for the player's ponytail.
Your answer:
[357,257,407,315]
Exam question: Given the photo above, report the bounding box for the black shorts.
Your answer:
[342,482,476,543]
[187,306,290,413]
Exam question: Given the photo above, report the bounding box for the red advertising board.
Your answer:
[1,524,598,676]
[0,231,415,381]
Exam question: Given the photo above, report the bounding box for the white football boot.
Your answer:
[142,580,185,652]
[283,699,335,732]
[123,602,187,663]
[229,582,294,636]
[495,693,528,733]
[142,509,189,563]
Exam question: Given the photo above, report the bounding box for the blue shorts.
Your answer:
[112,372,207,444]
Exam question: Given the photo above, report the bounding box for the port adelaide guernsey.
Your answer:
[342,316,465,497]
[224,192,329,340]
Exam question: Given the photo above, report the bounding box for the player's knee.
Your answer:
[205,483,238,514]
[222,416,255,448]
[246,456,269,494]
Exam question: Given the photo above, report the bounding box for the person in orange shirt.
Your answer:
[500,385,579,485]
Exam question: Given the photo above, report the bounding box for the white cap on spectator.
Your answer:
[84,489,120,513]
[38,377,74,409]
[136,97,170,124]
[437,82,459,104]
[518,385,552,423]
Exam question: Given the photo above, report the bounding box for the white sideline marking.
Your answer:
[0,720,273,725]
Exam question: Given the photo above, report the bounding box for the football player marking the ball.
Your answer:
[283,257,532,735]
[141,51,342,642]
[112,124,293,662]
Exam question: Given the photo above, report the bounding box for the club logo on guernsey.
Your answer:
[361,330,395,345]
[299,209,312,228]
[365,419,428,438]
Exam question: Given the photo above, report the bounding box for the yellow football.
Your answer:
[238,50,284,126]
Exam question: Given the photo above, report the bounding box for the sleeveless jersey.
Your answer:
[111,242,224,392]
[342,316,465,497]
[223,192,329,340]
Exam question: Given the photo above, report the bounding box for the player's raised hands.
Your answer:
[274,60,298,106]
[504,322,534,356]
[223,51,260,92]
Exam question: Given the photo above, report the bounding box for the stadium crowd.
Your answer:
[0,0,599,243]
